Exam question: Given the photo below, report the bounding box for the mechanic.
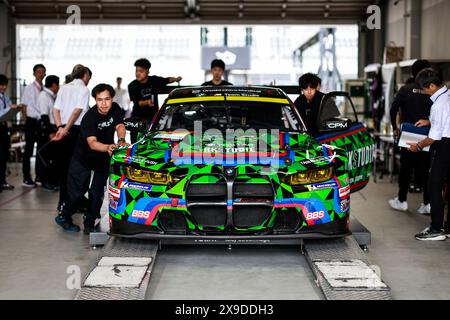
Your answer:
[36,75,59,191]
[201,59,233,86]
[388,60,432,214]
[21,64,46,187]
[407,68,450,241]
[52,64,91,215]
[128,58,182,143]
[113,77,131,118]
[55,83,128,233]
[294,73,325,136]
[0,74,21,191]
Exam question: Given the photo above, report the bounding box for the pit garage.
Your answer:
[1,0,450,305]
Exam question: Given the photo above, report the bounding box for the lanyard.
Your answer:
[0,94,6,110]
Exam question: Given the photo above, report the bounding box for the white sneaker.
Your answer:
[388,197,408,212]
[417,203,431,215]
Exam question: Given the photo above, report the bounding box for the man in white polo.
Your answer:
[52,64,91,214]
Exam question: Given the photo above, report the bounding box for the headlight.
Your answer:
[287,167,333,185]
[125,167,172,185]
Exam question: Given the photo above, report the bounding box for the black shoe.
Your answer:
[415,227,446,241]
[35,178,43,187]
[22,179,36,187]
[54,215,80,232]
[1,182,14,190]
[42,183,58,192]
[444,228,450,239]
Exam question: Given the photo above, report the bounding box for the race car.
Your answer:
[108,86,375,242]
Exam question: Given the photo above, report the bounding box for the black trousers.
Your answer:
[0,122,9,185]
[56,125,80,207]
[428,138,450,231]
[398,148,430,204]
[61,157,109,224]
[22,117,46,181]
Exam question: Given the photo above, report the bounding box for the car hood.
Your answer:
[111,131,344,174]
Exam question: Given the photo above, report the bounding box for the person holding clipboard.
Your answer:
[407,68,450,241]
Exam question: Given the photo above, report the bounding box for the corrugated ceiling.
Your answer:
[8,0,380,23]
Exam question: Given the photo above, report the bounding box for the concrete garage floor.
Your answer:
[0,166,449,300]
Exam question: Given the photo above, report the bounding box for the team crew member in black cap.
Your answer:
[202,59,233,86]
[128,58,182,143]
[408,69,450,241]
[388,60,432,214]
[55,83,128,233]
[294,73,325,136]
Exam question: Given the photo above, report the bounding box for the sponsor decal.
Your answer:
[341,198,350,212]
[347,144,376,170]
[123,182,152,191]
[326,121,348,130]
[108,185,120,199]
[311,182,338,190]
[306,210,325,221]
[339,185,351,198]
[131,210,151,219]
[153,133,189,140]
[109,199,118,210]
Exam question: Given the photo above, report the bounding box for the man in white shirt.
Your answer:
[36,75,59,191]
[408,68,450,241]
[113,77,131,118]
[21,64,46,187]
[52,64,91,213]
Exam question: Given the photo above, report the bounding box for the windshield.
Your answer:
[153,100,304,132]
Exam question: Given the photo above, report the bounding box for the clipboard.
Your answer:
[398,123,430,152]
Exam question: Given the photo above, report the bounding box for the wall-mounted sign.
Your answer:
[201,47,251,70]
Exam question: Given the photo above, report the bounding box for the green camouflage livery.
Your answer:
[108,86,374,240]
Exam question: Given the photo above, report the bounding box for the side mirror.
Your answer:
[124,117,148,132]
[319,118,352,133]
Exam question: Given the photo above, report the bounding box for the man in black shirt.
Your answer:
[202,59,233,86]
[294,73,325,136]
[388,60,432,214]
[55,83,128,233]
[128,58,182,143]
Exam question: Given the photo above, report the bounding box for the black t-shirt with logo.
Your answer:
[128,76,170,122]
[73,102,124,172]
[201,80,233,86]
[294,91,325,136]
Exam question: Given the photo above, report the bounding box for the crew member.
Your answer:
[408,68,450,241]
[388,60,432,214]
[202,59,233,86]
[37,75,59,191]
[128,58,182,143]
[55,83,128,233]
[294,73,324,136]
[21,64,46,187]
[0,74,20,191]
[52,64,91,214]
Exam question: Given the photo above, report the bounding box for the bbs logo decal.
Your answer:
[347,144,376,170]
[306,211,325,220]
[131,210,151,219]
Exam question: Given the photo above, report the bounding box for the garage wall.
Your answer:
[421,0,450,59]
[386,0,450,60]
